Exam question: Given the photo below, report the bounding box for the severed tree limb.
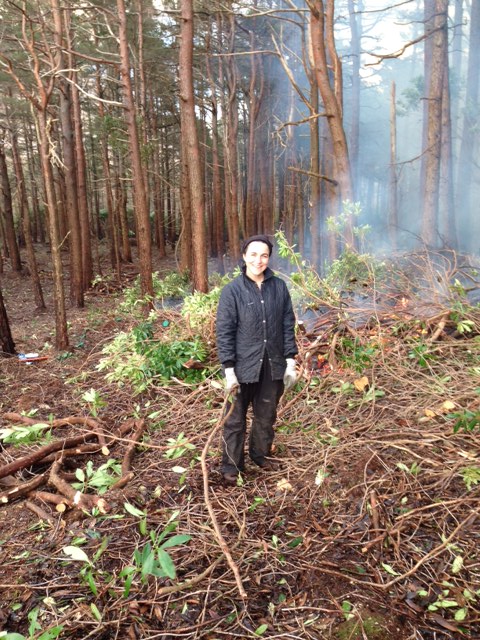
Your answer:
[0,473,46,504]
[41,443,104,465]
[30,490,69,507]
[288,165,338,186]
[0,433,99,480]
[200,393,247,600]
[428,312,449,343]
[25,500,59,527]
[109,419,147,491]
[48,458,108,513]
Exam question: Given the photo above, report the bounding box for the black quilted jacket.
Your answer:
[216,266,298,383]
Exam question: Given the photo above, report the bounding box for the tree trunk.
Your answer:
[245,29,263,238]
[179,137,193,274]
[457,0,480,252]
[451,0,464,125]
[348,0,362,194]
[421,0,448,247]
[69,55,93,289]
[0,284,16,356]
[95,66,120,276]
[206,22,225,263]
[309,75,321,266]
[25,121,44,244]
[51,0,84,307]
[309,0,354,247]
[37,110,69,350]
[117,0,153,298]
[0,137,22,272]
[419,0,435,229]
[151,97,166,259]
[221,13,240,262]
[179,0,208,292]
[389,82,398,251]
[439,53,457,247]
[116,152,132,263]
[10,124,46,310]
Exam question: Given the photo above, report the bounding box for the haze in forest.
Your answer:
[252,0,478,258]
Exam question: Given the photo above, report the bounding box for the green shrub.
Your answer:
[97,319,208,393]
[120,271,190,313]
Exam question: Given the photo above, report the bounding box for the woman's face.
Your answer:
[243,241,270,281]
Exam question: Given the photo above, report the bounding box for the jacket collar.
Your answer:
[241,265,274,284]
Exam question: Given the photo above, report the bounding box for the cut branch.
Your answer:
[288,165,338,186]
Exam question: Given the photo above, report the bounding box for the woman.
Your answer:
[216,235,298,485]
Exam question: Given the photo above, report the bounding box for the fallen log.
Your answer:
[0,433,98,481]
[109,419,147,491]
[48,458,108,513]
[0,473,47,504]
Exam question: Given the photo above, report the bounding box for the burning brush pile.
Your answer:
[1,248,479,639]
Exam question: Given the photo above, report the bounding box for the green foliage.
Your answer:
[460,466,480,491]
[145,338,207,382]
[325,251,383,291]
[448,408,480,433]
[275,230,324,308]
[97,331,149,392]
[81,388,106,418]
[408,342,436,368]
[0,608,64,639]
[396,461,421,476]
[73,459,121,495]
[164,432,196,460]
[120,512,191,592]
[0,422,52,446]
[326,201,371,249]
[398,75,424,115]
[120,271,190,313]
[181,283,226,331]
[97,318,208,393]
[449,297,478,335]
[336,337,379,373]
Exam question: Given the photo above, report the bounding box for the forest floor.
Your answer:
[0,245,479,640]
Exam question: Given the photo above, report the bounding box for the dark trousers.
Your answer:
[221,359,284,475]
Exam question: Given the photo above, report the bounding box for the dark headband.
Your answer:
[241,235,273,256]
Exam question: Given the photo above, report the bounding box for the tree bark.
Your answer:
[117,0,153,298]
[389,82,398,251]
[223,14,241,262]
[457,0,480,252]
[439,52,456,247]
[0,137,22,272]
[309,76,321,266]
[206,20,225,265]
[309,0,354,247]
[348,0,362,194]
[421,0,448,246]
[9,123,46,310]
[51,0,84,307]
[0,284,16,356]
[69,54,93,289]
[179,0,208,292]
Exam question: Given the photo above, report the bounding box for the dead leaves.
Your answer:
[420,400,457,422]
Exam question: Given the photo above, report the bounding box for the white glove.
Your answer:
[224,367,239,392]
[283,358,297,390]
